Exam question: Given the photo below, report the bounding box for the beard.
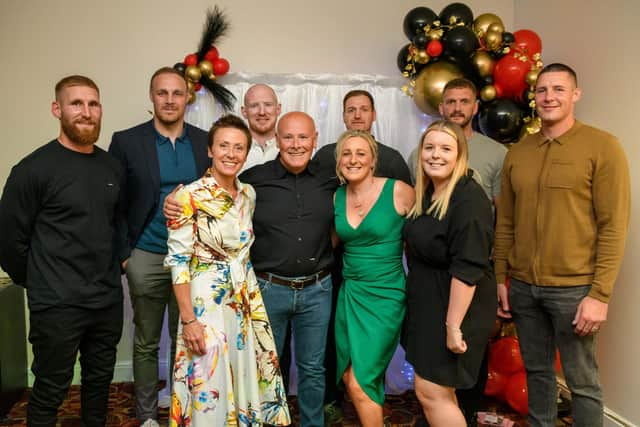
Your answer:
[61,116,101,146]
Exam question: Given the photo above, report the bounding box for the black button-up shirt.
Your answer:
[240,157,339,276]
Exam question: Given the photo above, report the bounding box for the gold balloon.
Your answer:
[187,80,195,92]
[413,61,463,116]
[472,51,495,78]
[473,13,504,38]
[484,29,503,51]
[185,65,202,82]
[480,85,497,102]
[526,69,540,86]
[488,22,505,34]
[198,60,213,77]
[415,50,430,64]
[187,91,196,104]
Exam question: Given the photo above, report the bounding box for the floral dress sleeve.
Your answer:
[164,187,197,285]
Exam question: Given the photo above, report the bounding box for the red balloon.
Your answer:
[204,47,219,63]
[426,39,443,57]
[194,82,202,92]
[513,29,542,58]
[488,336,525,376]
[494,83,504,99]
[184,53,198,66]
[493,53,529,99]
[212,58,230,76]
[484,369,508,400]
[505,372,528,415]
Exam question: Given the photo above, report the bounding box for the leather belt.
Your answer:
[255,270,330,290]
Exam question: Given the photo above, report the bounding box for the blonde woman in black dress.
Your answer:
[403,120,496,426]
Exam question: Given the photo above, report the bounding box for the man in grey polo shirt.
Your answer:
[409,78,507,206]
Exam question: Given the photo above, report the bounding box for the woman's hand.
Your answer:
[446,323,468,354]
[182,320,207,356]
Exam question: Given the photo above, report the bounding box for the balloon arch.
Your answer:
[397,2,544,144]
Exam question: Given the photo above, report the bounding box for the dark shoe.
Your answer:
[323,401,344,426]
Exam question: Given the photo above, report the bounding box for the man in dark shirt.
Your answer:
[108,67,210,427]
[240,112,338,427]
[313,89,412,184]
[0,75,123,427]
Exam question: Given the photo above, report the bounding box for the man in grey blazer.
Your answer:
[108,67,210,427]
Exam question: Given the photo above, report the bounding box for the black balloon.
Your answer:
[173,62,186,73]
[502,32,515,45]
[483,75,494,86]
[478,99,526,143]
[442,26,479,60]
[403,7,438,40]
[397,44,427,75]
[439,2,474,26]
[412,33,430,50]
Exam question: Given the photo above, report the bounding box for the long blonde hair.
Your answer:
[334,130,378,184]
[410,120,469,220]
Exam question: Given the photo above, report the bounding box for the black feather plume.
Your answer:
[196,6,229,61]
[201,76,236,111]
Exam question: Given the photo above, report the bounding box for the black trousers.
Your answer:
[27,303,123,427]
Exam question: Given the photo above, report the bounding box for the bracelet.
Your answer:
[181,318,197,326]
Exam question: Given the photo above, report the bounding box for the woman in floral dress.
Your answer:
[164,115,290,426]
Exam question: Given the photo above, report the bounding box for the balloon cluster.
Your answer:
[397,2,544,143]
[485,315,561,414]
[172,7,235,111]
[174,48,230,104]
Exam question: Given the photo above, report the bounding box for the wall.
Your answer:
[514,1,639,425]
[0,0,514,383]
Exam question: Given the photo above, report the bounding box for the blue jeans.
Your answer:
[509,278,603,427]
[258,274,332,427]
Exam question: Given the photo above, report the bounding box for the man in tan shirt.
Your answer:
[494,63,630,427]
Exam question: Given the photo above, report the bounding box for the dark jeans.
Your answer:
[509,278,603,427]
[27,303,123,427]
[258,275,332,427]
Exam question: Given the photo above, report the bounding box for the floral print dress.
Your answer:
[164,170,290,427]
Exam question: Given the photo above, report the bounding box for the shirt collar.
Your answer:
[536,120,583,146]
[154,124,188,146]
[270,154,317,177]
[203,168,252,198]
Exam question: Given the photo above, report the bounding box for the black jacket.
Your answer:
[108,120,210,260]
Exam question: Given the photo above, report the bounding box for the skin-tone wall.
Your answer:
[514,1,639,424]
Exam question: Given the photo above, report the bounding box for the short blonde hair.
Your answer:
[410,120,469,220]
[334,130,378,184]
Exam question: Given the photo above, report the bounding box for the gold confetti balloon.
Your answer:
[413,61,463,116]
[185,65,202,82]
[473,13,504,38]
[472,51,495,78]
[480,85,497,102]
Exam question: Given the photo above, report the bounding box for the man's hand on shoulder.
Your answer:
[163,184,183,220]
[573,295,608,336]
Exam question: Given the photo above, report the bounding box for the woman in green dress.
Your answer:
[333,130,415,426]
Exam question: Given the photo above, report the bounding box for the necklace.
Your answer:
[348,178,376,217]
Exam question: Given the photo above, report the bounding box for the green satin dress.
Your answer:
[334,178,406,405]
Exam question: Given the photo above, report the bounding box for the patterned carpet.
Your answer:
[0,382,573,426]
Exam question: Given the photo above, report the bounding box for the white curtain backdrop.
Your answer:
[185,72,432,394]
[185,71,434,161]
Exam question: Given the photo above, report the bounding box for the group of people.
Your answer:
[0,61,630,427]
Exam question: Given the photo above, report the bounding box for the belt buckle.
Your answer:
[289,278,306,290]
